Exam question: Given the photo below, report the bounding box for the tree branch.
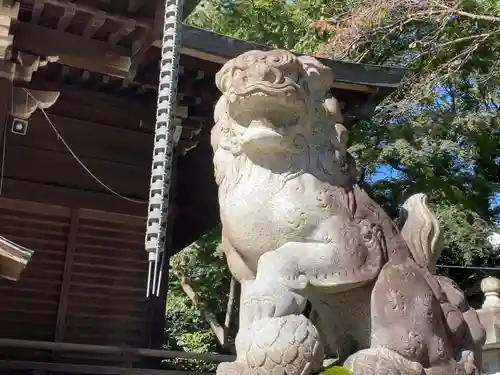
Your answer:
[172,269,226,346]
[431,2,500,23]
[224,276,237,331]
[223,276,237,352]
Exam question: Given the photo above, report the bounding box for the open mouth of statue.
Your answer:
[228,87,305,129]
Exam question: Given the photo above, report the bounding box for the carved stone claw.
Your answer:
[344,348,426,375]
[242,280,307,322]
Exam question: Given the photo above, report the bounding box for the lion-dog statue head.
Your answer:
[211,49,357,189]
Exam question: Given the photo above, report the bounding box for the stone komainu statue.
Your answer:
[210,49,486,375]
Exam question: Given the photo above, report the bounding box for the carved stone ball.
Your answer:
[480,276,500,295]
[245,315,324,375]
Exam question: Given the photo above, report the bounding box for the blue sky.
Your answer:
[367,164,500,214]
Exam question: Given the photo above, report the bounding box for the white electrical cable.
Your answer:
[145,0,185,297]
[22,88,148,205]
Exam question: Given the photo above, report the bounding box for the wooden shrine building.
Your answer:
[0,0,406,373]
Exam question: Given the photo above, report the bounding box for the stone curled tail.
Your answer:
[400,193,444,274]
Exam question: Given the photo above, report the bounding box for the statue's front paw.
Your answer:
[344,348,425,375]
[243,281,307,322]
[242,288,277,321]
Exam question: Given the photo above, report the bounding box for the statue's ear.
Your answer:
[297,55,334,96]
[211,97,227,152]
[215,59,235,94]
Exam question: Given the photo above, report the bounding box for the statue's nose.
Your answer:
[249,63,278,83]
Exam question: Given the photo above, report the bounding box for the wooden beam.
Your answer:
[13,22,132,77]
[0,62,13,188]
[0,339,236,361]
[166,25,407,92]
[83,10,106,39]
[127,0,145,14]
[157,23,407,99]
[0,360,211,375]
[42,0,151,29]
[57,1,76,31]
[108,18,136,45]
[30,0,44,24]
[0,178,149,217]
[14,80,192,130]
[54,207,79,342]
[0,60,13,128]
[4,145,150,198]
[182,0,203,20]
[125,29,155,85]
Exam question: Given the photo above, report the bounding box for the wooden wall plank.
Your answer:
[8,112,153,166]
[0,198,154,365]
[0,198,69,361]
[61,210,149,353]
[3,144,150,198]
[54,207,79,342]
[0,178,148,217]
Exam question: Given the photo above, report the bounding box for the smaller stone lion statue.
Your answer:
[211,49,485,375]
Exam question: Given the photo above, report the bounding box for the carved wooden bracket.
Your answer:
[10,88,59,119]
[0,1,19,60]
[14,52,58,82]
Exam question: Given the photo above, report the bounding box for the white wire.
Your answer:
[22,88,148,204]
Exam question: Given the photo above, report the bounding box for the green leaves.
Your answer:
[320,367,355,375]
[187,0,329,53]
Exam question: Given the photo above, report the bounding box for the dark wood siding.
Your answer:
[63,209,148,348]
[0,198,150,365]
[0,198,69,361]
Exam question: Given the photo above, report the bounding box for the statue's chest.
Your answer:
[219,174,328,257]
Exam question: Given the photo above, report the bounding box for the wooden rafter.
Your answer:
[127,0,145,14]
[13,22,131,77]
[57,1,76,31]
[40,0,152,29]
[30,0,44,24]
[83,10,106,39]
[109,18,136,45]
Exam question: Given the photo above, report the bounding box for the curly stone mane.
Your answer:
[211,50,357,192]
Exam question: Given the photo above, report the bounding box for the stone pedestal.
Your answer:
[478,277,500,375]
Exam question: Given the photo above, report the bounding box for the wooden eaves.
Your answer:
[8,0,406,114]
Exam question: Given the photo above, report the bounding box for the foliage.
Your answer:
[164,227,234,371]
[320,367,355,375]
[187,0,330,54]
[318,0,500,272]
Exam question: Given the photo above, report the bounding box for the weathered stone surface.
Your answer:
[478,276,500,375]
[211,49,485,375]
